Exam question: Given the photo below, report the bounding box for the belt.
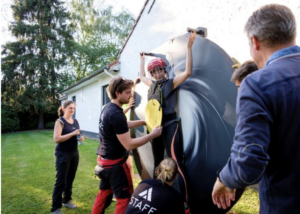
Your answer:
[97,155,128,168]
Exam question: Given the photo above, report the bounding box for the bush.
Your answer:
[18,111,38,130]
[1,104,20,133]
[45,121,55,129]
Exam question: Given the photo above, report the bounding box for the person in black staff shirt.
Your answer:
[125,158,186,214]
[51,100,84,214]
[92,76,162,214]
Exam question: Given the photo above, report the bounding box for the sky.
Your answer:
[103,0,145,18]
[0,0,146,46]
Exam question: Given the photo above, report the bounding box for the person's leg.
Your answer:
[164,122,190,203]
[126,153,134,185]
[63,150,79,203]
[112,162,133,214]
[151,135,165,178]
[51,151,68,212]
[92,169,113,214]
[163,123,176,158]
[92,189,113,214]
[111,155,134,204]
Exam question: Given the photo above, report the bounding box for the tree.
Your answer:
[1,0,74,129]
[69,0,135,80]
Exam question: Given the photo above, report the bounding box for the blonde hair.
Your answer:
[155,158,178,183]
[58,100,75,117]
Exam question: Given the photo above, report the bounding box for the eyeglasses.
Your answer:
[150,66,166,75]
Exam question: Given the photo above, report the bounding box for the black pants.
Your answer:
[92,158,133,214]
[151,121,190,202]
[51,150,79,212]
[151,122,182,171]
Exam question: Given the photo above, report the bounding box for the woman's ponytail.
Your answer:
[155,158,178,183]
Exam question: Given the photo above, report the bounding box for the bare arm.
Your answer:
[173,31,196,89]
[123,98,135,114]
[53,120,80,144]
[117,126,162,150]
[127,120,146,129]
[139,52,152,87]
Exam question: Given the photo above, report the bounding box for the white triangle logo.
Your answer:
[138,187,153,202]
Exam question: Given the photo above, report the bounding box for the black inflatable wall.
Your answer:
[130,33,244,213]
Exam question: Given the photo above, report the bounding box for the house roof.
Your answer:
[117,0,150,58]
[60,59,119,94]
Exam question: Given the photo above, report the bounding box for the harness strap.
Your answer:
[97,156,128,169]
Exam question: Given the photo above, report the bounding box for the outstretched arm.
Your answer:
[117,126,162,150]
[139,52,152,87]
[123,98,135,114]
[212,77,272,209]
[127,120,146,129]
[173,31,196,89]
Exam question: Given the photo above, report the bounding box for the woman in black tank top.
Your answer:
[51,100,84,214]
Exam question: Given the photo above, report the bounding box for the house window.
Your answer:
[72,96,76,119]
[102,85,110,105]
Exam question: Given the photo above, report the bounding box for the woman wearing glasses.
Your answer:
[51,100,85,214]
[139,31,196,204]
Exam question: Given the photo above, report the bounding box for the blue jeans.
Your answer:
[51,150,79,212]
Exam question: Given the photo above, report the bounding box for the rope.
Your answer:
[170,123,189,202]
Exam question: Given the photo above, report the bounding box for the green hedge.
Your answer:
[45,121,55,129]
[1,104,20,133]
[1,102,57,132]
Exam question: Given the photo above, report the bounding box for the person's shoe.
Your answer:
[62,200,77,209]
[51,208,63,214]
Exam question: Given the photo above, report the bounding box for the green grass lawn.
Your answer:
[1,131,259,214]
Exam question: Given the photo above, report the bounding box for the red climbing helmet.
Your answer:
[147,58,167,74]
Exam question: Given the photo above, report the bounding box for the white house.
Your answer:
[60,0,300,139]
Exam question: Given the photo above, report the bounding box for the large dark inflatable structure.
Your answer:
[130,32,244,213]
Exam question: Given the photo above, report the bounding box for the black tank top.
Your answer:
[55,117,79,152]
[148,78,177,115]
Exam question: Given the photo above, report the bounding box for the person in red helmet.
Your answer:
[139,31,196,204]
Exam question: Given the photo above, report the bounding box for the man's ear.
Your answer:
[115,91,120,98]
[251,36,260,50]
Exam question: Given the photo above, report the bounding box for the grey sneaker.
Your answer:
[62,200,77,209]
[51,208,63,214]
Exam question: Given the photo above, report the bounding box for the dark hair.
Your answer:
[231,60,258,82]
[58,100,75,117]
[155,158,178,183]
[106,76,134,100]
[245,4,296,47]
